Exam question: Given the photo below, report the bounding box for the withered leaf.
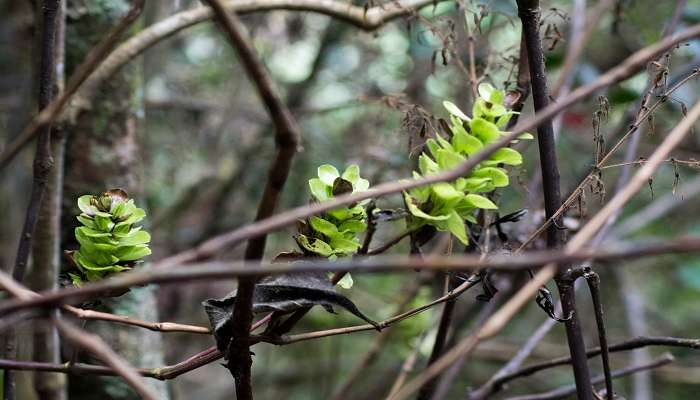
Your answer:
[332,177,354,196]
[203,272,380,350]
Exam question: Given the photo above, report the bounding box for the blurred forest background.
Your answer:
[2,0,700,399]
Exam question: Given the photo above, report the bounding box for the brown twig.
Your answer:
[367,230,413,255]
[63,306,210,334]
[504,353,675,400]
[260,278,481,345]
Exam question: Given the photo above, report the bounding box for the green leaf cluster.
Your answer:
[71,189,151,285]
[404,83,531,245]
[296,165,370,260]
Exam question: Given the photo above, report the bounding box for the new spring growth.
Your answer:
[404,83,532,245]
[297,164,370,261]
[70,188,151,285]
[295,164,371,273]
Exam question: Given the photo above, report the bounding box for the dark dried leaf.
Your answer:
[332,177,354,196]
[203,272,380,351]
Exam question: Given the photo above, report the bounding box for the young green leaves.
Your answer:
[404,83,530,245]
[297,164,370,260]
[70,189,151,285]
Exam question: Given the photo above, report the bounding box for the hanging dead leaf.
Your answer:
[203,272,380,351]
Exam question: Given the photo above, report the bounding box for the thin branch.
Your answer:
[515,66,700,253]
[387,332,429,399]
[52,318,159,400]
[4,1,61,397]
[152,24,700,270]
[416,275,459,400]
[0,0,145,170]
[367,230,413,255]
[64,306,210,334]
[492,336,699,390]
[260,278,480,345]
[7,236,700,314]
[583,271,613,400]
[504,353,675,400]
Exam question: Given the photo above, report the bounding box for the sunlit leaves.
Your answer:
[71,189,151,286]
[403,83,526,245]
[297,165,370,259]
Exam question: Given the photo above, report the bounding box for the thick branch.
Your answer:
[517,2,592,397]
[202,1,301,398]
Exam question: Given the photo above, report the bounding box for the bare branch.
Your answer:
[504,353,675,400]
[64,306,210,334]
[201,1,302,397]
[488,336,699,392]
[517,1,593,395]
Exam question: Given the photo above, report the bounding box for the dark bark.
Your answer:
[28,1,67,398]
[516,1,594,399]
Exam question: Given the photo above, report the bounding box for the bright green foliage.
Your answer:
[71,189,151,285]
[297,165,370,262]
[404,83,530,245]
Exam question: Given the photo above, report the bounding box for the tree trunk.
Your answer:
[62,2,168,399]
